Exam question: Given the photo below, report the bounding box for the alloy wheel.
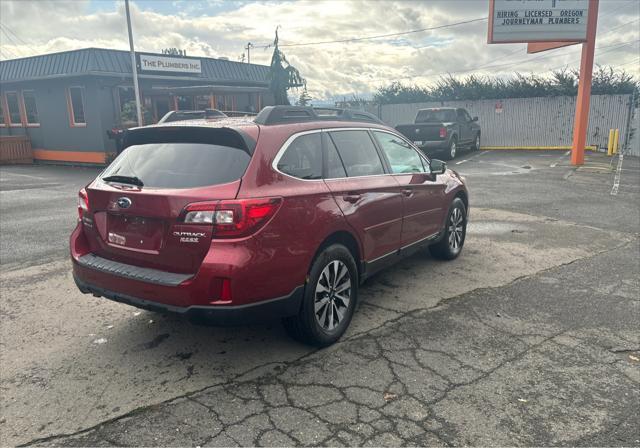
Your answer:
[448,207,465,251]
[450,141,457,159]
[475,135,481,150]
[314,260,351,332]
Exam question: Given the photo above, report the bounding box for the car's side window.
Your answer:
[329,130,385,177]
[463,110,472,122]
[277,133,323,180]
[373,131,427,174]
[456,109,467,122]
[324,133,347,179]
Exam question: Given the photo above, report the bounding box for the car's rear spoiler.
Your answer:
[121,126,257,155]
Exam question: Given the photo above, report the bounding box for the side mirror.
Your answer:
[472,116,478,122]
[430,159,447,175]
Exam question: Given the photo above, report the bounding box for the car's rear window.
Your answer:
[102,143,251,189]
[415,109,457,123]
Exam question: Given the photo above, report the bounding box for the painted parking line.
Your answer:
[550,151,571,168]
[611,154,624,196]
[0,171,46,180]
[455,150,489,165]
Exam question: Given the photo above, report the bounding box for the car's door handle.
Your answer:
[401,188,413,197]
[343,194,361,203]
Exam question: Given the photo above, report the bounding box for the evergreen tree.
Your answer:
[268,29,305,105]
[296,86,312,106]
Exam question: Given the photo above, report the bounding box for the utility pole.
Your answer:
[245,42,253,64]
[124,0,143,126]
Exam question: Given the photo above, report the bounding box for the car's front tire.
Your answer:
[282,244,358,346]
[429,198,467,260]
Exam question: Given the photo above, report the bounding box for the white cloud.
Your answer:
[0,0,638,100]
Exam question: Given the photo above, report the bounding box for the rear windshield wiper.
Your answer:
[102,175,144,187]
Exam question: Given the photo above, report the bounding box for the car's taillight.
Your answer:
[182,197,282,239]
[439,127,447,138]
[77,188,89,220]
[183,201,217,224]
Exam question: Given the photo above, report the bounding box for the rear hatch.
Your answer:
[395,109,457,143]
[83,125,256,274]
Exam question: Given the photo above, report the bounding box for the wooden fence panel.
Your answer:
[0,136,33,164]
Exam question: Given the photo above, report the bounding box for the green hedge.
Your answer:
[373,66,639,105]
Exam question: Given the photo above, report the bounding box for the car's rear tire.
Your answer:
[445,137,457,160]
[282,244,358,346]
[429,198,467,260]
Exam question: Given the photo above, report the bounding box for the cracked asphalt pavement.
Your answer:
[1,151,639,446]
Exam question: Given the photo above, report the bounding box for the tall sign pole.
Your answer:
[124,0,143,126]
[570,0,599,166]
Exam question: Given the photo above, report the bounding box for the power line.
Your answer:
[598,0,639,20]
[600,17,640,34]
[544,39,640,72]
[366,37,640,85]
[437,37,640,79]
[611,57,640,69]
[251,8,636,53]
[0,47,18,59]
[0,23,37,53]
[0,28,25,56]
[252,16,487,49]
[449,20,640,76]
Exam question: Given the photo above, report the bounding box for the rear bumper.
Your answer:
[70,221,309,319]
[74,274,303,325]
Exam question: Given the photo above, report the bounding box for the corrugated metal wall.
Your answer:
[367,95,633,151]
[625,107,639,157]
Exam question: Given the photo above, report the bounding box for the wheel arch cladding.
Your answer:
[454,190,468,211]
[312,231,362,278]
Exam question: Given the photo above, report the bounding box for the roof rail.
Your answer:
[254,106,383,125]
[158,109,227,123]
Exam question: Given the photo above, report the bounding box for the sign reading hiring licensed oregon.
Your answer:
[488,0,589,43]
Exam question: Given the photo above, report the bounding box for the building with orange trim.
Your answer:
[0,48,274,164]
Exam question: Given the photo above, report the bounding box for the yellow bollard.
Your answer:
[613,128,620,155]
[607,129,615,156]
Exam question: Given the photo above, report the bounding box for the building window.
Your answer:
[5,92,22,126]
[176,95,193,110]
[67,87,86,126]
[117,86,135,118]
[215,95,234,112]
[21,90,39,126]
[195,95,211,110]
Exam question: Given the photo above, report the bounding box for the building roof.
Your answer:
[0,48,269,85]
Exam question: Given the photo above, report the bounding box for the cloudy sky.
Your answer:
[1,0,638,101]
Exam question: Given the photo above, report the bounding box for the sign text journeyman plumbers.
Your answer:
[139,54,202,74]
[490,0,589,43]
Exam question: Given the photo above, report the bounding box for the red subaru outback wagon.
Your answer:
[71,106,469,346]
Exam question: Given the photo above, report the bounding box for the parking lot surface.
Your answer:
[1,151,638,446]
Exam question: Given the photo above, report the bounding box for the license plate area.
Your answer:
[107,213,164,252]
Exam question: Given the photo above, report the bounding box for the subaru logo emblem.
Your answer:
[116,197,132,209]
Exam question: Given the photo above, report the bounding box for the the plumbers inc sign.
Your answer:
[139,54,202,74]
[489,0,589,43]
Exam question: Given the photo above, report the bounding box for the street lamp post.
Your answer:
[124,0,143,127]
